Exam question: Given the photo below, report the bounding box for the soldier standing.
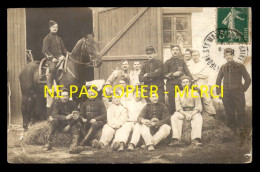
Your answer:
[139,46,165,103]
[216,48,251,145]
[163,44,193,114]
[42,20,68,89]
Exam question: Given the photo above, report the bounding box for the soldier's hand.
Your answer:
[52,58,58,63]
[66,114,73,120]
[173,71,182,77]
[144,73,148,77]
[49,116,54,122]
[90,119,96,123]
[63,125,70,132]
[82,118,88,123]
[59,55,65,61]
[186,113,192,121]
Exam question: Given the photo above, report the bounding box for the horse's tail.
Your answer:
[19,61,40,95]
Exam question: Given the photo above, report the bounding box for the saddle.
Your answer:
[38,55,68,83]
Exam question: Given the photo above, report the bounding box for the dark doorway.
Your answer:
[26,8,93,61]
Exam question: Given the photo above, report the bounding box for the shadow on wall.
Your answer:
[26,8,93,61]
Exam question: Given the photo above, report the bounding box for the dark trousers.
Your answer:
[222,90,246,130]
[144,86,165,103]
[47,119,80,142]
[82,121,104,136]
[167,83,181,114]
[46,60,57,74]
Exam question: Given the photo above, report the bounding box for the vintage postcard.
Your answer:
[7,7,252,163]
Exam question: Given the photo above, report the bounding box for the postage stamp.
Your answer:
[217,7,249,43]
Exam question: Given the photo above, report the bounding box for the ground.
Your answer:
[8,128,252,164]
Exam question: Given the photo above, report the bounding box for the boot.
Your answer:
[46,73,54,89]
[70,135,79,149]
[80,127,95,146]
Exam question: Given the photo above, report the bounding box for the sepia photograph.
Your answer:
[7,7,252,164]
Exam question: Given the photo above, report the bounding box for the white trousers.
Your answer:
[99,124,119,146]
[112,122,141,146]
[140,124,171,146]
[171,112,203,140]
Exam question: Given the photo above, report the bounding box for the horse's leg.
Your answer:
[21,94,30,131]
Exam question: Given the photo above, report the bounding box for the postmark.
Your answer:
[202,29,249,71]
[217,7,249,43]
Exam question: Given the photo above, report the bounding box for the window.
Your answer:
[163,14,192,48]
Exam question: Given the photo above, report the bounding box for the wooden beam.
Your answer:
[162,8,203,14]
[157,8,163,61]
[99,7,149,57]
[102,55,149,61]
[93,9,100,79]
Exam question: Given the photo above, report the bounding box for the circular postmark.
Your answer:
[202,28,249,71]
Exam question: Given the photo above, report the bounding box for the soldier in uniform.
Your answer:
[169,76,203,147]
[138,92,171,151]
[163,44,193,114]
[42,20,68,89]
[216,48,251,145]
[42,88,80,152]
[79,87,107,146]
[139,46,165,103]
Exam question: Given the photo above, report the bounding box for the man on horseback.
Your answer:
[42,20,68,89]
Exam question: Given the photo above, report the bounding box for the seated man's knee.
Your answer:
[91,122,103,129]
[161,124,171,135]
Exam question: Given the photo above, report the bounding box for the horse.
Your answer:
[19,34,102,131]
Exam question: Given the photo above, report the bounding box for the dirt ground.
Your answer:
[7,127,252,164]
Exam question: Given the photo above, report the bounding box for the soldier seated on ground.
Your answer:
[137,92,171,151]
[92,93,128,149]
[42,88,81,152]
[79,87,107,147]
[169,76,203,147]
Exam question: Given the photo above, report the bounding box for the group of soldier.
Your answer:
[41,20,251,153]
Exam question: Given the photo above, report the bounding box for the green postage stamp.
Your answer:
[217,7,249,43]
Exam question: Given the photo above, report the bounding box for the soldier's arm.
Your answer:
[42,36,53,59]
[52,103,67,120]
[105,70,118,85]
[163,61,173,79]
[139,63,149,82]
[60,38,68,56]
[157,103,171,127]
[79,102,86,118]
[137,104,148,123]
[193,92,202,113]
[146,61,163,78]
[241,64,251,92]
[95,100,107,122]
[216,66,224,95]
[183,60,193,80]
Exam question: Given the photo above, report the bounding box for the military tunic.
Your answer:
[138,102,171,146]
[42,33,68,59]
[139,58,165,103]
[138,102,171,127]
[216,61,251,130]
[163,56,193,114]
[47,99,79,142]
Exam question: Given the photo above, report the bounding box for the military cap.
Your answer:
[224,48,234,55]
[170,44,181,50]
[145,46,156,54]
[179,75,192,82]
[49,20,58,28]
[60,87,69,93]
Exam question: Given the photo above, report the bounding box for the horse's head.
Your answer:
[81,34,102,67]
